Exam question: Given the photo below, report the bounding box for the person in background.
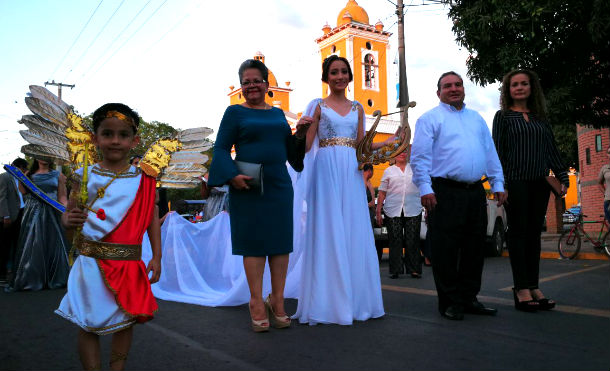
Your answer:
[7,158,70,291]
[0,158,28,283]
[200,173,229,222]
[129,155,142,167]
[376,146,423,279]
[493,69,567,312]
[598,147,610,227]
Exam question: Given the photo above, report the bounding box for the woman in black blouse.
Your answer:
[492,69,568,312]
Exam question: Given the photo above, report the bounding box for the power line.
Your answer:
[79,0,154,79]
[84,0,168,82]
[48,0,104,80]
[63,0,127,80]
[141,0,203,55]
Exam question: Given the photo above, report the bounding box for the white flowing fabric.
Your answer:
[141,211,303,306]
[292,99,385,325]
[140,100,385,324]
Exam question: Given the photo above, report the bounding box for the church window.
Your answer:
[268,91,274,98]
[367,99,373,107]
[331,45,336,53]
[366,41,372,50]
[364,53,377,89]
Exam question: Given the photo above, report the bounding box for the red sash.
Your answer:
[96,174,158,322]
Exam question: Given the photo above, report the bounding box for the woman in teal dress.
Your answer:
[208,59,308,332]
[8,158,70,291]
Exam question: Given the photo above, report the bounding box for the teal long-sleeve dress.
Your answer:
[208,105,305,256]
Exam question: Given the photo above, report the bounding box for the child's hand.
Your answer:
[146,257,162,283]
[62,207,88,229]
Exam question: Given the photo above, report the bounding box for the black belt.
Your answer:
[431,177,487,189]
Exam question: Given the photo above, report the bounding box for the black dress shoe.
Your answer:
[441,305,464,320]
[464,300,497,315]
[410,273,422,279]
[389,273,399,279]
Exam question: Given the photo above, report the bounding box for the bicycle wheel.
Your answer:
[558,228,581,259]
[601,231,610,258]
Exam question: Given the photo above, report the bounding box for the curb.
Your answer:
[501,251,609,261]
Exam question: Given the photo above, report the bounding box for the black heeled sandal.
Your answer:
[512,288,539,312]
[534,297,556,310]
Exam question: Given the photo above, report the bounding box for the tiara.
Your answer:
[105,110,137,129]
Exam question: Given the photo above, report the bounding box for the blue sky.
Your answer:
[0,0,500,165]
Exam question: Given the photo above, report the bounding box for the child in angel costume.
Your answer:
[12,84,211,370]
[57,103,161,371]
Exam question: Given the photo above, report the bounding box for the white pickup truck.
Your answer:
[418,198,507,256]
[374,198,508,257]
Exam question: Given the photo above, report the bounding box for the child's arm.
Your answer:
[61,180,88,240]
[146,207,162,283]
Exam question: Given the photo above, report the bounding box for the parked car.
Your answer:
[562,205,581,224]
[418,198,508,257]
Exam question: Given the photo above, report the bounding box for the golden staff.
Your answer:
[69,143,89,265]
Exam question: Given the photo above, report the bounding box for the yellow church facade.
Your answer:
[227,1,400,187]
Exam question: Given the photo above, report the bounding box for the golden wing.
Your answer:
[140,127,213,188]
[19,85,98,169]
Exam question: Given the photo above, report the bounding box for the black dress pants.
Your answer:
[504,178,550,290]
[428,180,487,312]
[386,213,422,275]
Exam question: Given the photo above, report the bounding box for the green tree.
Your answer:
[442,0,610,168]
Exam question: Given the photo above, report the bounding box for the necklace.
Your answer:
[87,164,132,209]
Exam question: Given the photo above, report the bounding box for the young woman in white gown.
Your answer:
[292,55,385,325]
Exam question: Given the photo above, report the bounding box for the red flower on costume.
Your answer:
[96,208,106,220]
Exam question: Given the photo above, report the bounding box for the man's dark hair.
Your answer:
[436,71,463,91]
[362,163,374,172]
[238,59,269,84]
[11,158,28,169]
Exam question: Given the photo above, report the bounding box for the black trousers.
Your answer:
[0,209,23,278]
[386,213,422,275]
[428,179,487,312]
[504,178,550,290]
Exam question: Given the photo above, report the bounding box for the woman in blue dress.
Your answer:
[208,59,308,332]
[8,158,70,291]
[293,55,386,325]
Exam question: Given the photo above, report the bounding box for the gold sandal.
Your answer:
[249,305,270,332]
[265,294,291,329]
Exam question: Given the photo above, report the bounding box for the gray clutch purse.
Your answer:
[234,160,264,195]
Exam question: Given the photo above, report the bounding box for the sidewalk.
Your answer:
[500,232,610,260]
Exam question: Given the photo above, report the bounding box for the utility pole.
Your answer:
[44,80,75,101]
[395,0,413,134]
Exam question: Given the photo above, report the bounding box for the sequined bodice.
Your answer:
[318,99,359,140]
[32,170,59,200]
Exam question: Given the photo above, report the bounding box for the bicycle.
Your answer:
[557,211,610,259]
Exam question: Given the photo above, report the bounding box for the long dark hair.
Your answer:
[27,158,55,178]
[500,69,547,120]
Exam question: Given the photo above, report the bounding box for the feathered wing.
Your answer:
[140,127,213,188]
[19,85,96,169]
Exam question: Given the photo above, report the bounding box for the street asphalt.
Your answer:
[1,256,608,371]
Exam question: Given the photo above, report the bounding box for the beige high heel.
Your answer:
[265,294,291,329]
[249,304,269,332]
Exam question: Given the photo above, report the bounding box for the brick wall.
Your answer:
[577,125,610,231]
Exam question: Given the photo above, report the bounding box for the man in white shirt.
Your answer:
[376,147,423,279]
[0,158,28,283]
[411,72,506,321]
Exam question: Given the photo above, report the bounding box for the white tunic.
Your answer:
[55,165,143,335]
